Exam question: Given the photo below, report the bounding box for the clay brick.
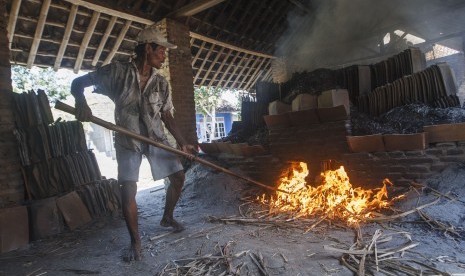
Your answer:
[385,172,403,180]
[439,156,465,163]
[446,148,465,155]
[435,142,457,148]
[425,148,444,155]
[389,165,407,173]
[404,150,425,157]
[430,163,448,172]
[388,151,405,158]
[0,206,29,253]
[408,165,430,173]
[396,157,435,164]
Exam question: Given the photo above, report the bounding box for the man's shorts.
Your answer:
[116,144,183,182]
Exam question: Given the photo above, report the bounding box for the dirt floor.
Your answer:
[1,155,465,275]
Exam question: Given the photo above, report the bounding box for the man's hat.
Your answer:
[136,25,177,49]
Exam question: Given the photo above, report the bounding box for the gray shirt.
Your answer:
[88,61,174,152]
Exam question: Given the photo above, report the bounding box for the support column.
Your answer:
[0,0,23,206]
[158,18,197,146]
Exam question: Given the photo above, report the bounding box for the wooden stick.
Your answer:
[55,101,287,194]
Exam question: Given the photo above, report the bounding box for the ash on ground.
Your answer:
[181,159,252,216]
[350,103,465,135]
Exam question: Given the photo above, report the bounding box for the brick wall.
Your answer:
[0,0,23,206]
[213,120,465,190]
[162,18,197,146]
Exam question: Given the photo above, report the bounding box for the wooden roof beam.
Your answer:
[92,16,117,66]
[7,0,22,49]
[222,53,248,89]
[194,43,215,83]
[245,58,270,90]
[199,47,225,87]
[191,40,207,67]
[74,11,100,73]
[216,50,241,88]
[171,0,226,17]
[207,48,232,88]
[103,20,132,65]
[190,32,275,59]
[54,4,78,71]
[231,55,254,89]
[237,56,262,89]
[27,0,52,68]
[62,0,154,25]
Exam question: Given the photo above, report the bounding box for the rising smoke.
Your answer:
[275,0,459,73]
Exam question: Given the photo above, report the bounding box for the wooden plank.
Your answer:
[26,0,52,68]
[16,15,139,42]
[237,56,261,89]
[190,32,275,59]
[171,0,226,17]
[231,55,254,89]
[216,50,241,88]
[222,54,249,88]
[74,11,100,73]
[62,0,154,25]
[92,16,117,66]
[194,43,215,83]
[7,0,22,49]
[103,20,132,65]
[245,58,269,90]
[207,48,232,88]
[199,47,225,87]
[54,4,78,71]
[13,34,131,57]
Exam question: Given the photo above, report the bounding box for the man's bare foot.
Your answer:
[122,242,142,262]
[160,217,185,233]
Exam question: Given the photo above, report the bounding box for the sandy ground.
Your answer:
[1,156,465,275]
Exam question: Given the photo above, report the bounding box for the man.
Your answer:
[70,25,196,261]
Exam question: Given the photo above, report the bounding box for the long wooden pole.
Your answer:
[55,101,287,194]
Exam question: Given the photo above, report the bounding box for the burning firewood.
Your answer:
[258,162,404,226]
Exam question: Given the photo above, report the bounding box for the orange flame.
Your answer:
[259,162,402,226]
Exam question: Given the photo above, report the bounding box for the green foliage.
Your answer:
[194,86,223,116]
[11,65,71,102]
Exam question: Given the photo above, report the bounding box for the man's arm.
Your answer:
[161,110,197,154]
[71,74,93,121]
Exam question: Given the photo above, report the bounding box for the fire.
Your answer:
[259,162,402,226]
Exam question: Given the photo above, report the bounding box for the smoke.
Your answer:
[275,0,456,73]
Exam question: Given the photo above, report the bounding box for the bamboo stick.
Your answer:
[54,101,287,194]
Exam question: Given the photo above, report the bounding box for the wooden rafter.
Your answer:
[62,0,154,25]
[207,47,232,88]
[216,50,241,88]
[15,33,131,57]
[237,56,261,89]
[193,43,215,82]
[245,58,270,90]
[222,53,248,88]
[171,0,227,17]
[190,32,275,59]
[54,4,78,71]
[26,0,52,68]
[191,40,207,66]
[103,20,132,65]
[231,0,255,35]
[7,0,22,49]
[74,11,100,73]
[231,55,254,88]
[199,46,225,87]
[16,14,139,43]
[92,16,117,66]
